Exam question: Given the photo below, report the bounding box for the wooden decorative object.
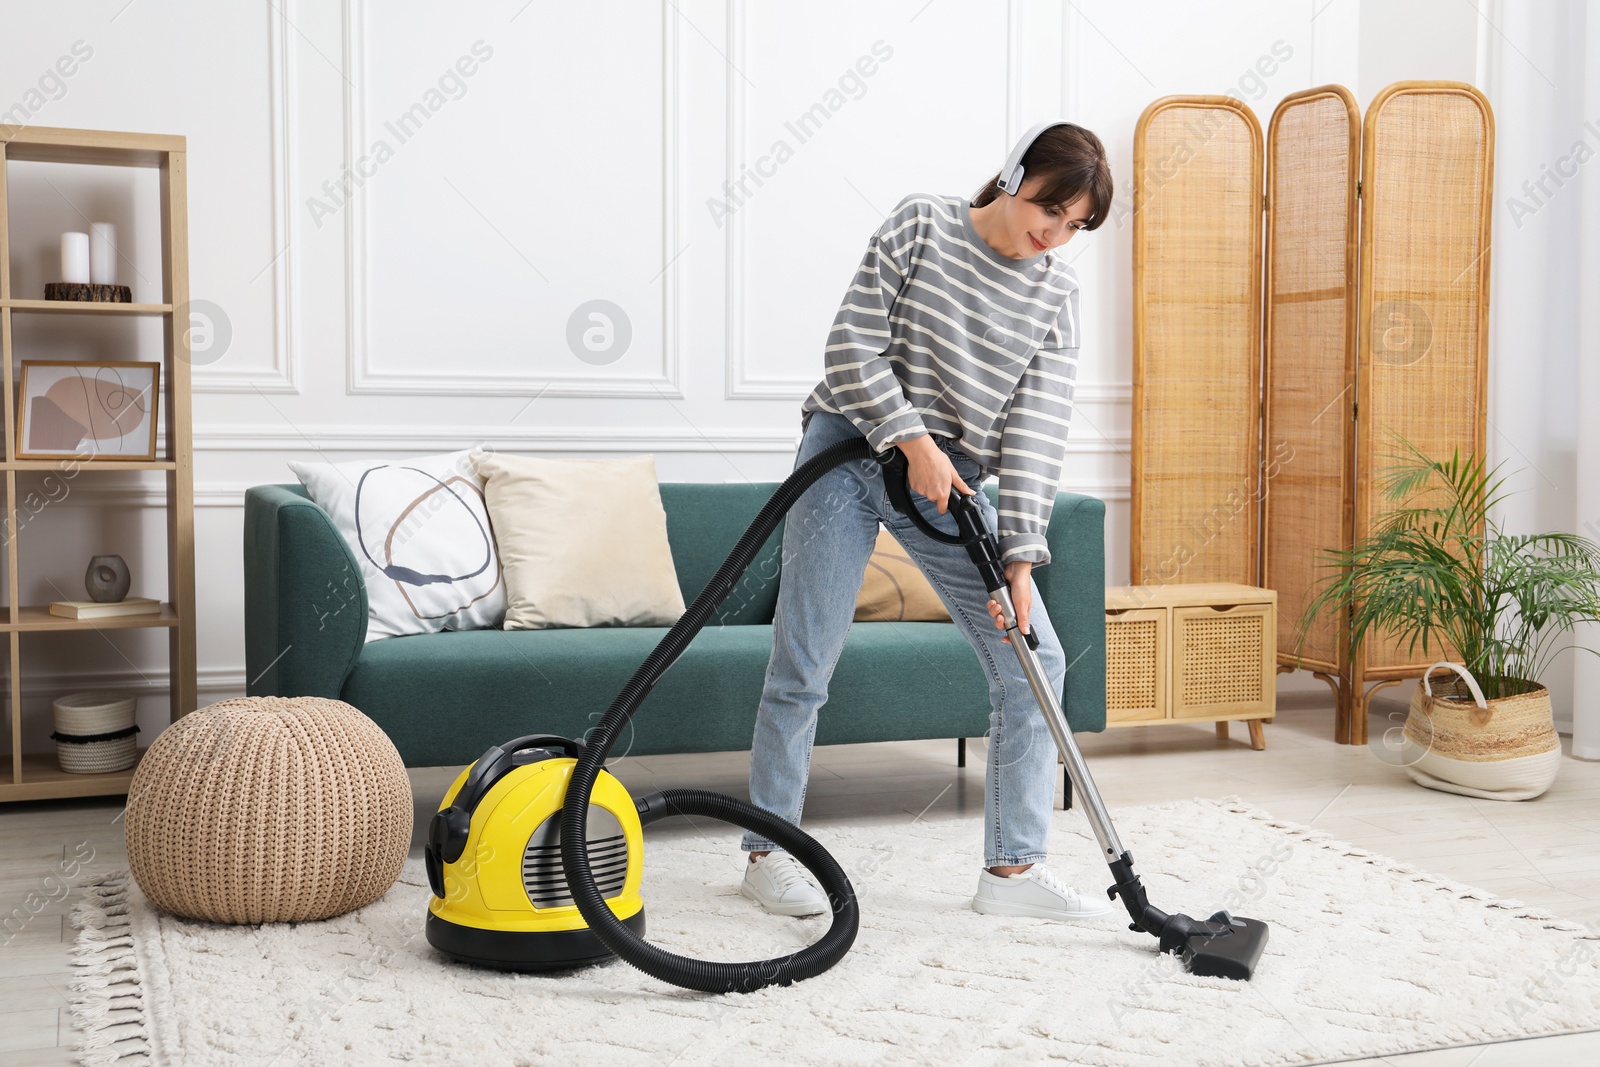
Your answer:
[43,282,131,302]
[1105,583,1275,749]
[1132,97,1264,589]
[16,359,161,461]
[0,126,197,802]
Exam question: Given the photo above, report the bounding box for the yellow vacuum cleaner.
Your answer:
[424,735,646,970]
[425,435,1268,992]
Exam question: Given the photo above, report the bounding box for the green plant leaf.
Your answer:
[1296,437,1600,690]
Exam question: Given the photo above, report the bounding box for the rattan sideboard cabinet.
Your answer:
[1105,583,1276,749]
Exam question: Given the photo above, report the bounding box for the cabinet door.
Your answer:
[1172,603,1273,719]
[1106,607,1168,723]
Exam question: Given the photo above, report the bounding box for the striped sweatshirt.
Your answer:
[801,192,1081,567]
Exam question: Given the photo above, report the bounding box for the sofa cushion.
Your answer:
[340,621,1040,768]
[473,451,686,629]
[855,526,950,622]
[287,451,505,642]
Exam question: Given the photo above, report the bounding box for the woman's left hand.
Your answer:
[985,560,1033,645]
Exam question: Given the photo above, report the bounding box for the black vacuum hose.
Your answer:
[559,436,878,993]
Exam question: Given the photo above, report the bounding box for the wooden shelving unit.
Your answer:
[0,126,197,802]
[4,299,174,315]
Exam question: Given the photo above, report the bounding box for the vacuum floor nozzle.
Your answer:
[1178,911,1270,981]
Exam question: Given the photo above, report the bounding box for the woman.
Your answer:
[741,123,1115,922]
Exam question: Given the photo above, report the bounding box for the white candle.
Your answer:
[89,222,116,285]
[60,232,90,284]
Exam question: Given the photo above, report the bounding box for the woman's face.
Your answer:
[1009,176,1093,256]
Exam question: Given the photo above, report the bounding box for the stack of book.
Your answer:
[49,597,161,620]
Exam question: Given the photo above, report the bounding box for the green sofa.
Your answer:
[243,481,1106,768]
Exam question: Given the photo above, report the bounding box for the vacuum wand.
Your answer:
[874,446,1270,981]
[987,581,1125,863]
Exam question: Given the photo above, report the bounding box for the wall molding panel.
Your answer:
[192,0,301,394]
[189,421,1130,456]
[12,667,246,705]
[726,1,1100,404]
[39,475,1130,511]
[723,1,1036,400]
[721,0,817,400]
[15,483,257,509]
[342,0,684,398]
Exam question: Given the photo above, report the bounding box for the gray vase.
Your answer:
[85,555,130,603]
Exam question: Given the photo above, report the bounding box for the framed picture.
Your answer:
[16,360,161,461]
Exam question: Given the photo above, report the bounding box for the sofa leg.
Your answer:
[957,737,966,768]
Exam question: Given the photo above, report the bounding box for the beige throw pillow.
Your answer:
[471,451,686,630]
[854,527,951,622]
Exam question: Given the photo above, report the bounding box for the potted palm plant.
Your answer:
[1293,436,1600,800]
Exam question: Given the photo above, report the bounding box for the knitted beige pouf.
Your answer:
[124,696,413,923]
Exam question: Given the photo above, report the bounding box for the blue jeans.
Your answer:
[742,409,1066,867]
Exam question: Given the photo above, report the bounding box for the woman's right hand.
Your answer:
[897,434,974,514]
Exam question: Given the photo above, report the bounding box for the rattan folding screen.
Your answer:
[1339,83,1494,743]
[1263,86,1362,737]
[1131,97,1264,591]
[1132,82,1494,745]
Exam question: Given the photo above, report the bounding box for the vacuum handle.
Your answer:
[452,734,585,823]
[501,734,586,760]
[874,445,1038,650]
[874,445,984,546]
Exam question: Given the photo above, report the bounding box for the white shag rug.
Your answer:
[68,797,1600,1067]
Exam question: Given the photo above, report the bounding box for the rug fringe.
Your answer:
[68,869,154,1065]
[1204,794,1600,939]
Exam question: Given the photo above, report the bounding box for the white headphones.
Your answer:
[996,120,1073,196]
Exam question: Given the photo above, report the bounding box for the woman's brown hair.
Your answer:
[971,123,1114,231]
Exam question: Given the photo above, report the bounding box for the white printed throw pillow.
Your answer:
[288,450,506,642]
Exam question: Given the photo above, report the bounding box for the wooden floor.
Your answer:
[3,688,1598,1066]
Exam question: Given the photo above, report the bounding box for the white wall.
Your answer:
[1357,0,1479,95]
[0,0,1535,753]
[1474,0,1600,745]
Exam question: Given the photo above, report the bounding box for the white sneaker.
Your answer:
[971,864,1115,921]
[740,852,828,917]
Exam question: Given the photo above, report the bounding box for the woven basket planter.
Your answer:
[1401,662,1561,801]
[124,696,413,923]
[51,691,139,774]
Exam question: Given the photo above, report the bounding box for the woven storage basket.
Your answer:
[124,695,413,923]
[51,691,139,774]
[1402,662,1560,801]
